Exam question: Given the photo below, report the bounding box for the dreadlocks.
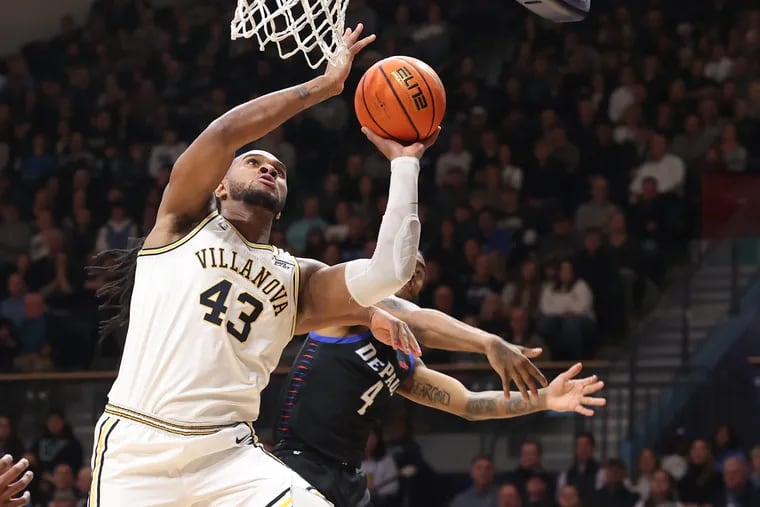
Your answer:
[89,238,145,338]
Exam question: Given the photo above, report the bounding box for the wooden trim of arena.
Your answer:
[0,361,613,382]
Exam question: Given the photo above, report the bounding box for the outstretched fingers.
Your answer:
[344,23,375,55]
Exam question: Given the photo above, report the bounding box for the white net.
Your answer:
[231,0,348,69]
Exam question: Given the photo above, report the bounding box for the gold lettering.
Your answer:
[194,249,208,268]
[209,247,218,267]
[218,248,229,268]
[230,250,239,273]
[240,259,253,279]
[251,267,271,288]
[272,302,289,316]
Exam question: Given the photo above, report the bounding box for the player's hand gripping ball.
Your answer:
[355,56,446,143]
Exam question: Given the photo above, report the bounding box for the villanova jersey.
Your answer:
[274,331,416,467]
[108,210,300,425]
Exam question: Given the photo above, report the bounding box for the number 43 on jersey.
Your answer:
[200,279,264,343]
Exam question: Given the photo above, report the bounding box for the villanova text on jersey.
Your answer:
[194,247,291,316]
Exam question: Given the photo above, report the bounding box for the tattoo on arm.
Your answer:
[464,393,536,419]
[295,85,310,101]
[410,381,451,406]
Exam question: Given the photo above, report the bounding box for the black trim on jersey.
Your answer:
[96,420,120,507]
[264,487,290,507]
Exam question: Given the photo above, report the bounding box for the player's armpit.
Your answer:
[397,364,548,421]
[294,259,368,333]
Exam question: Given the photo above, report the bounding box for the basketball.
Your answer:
[355,56,446,143]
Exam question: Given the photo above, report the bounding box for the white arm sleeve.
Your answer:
[344,156,421,306]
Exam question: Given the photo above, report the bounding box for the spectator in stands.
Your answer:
[712,424,744,473]
[557,485,581,507]
[94,201,138,253]
[499,145,523,191]
[0,204,32,269]
[498,483,523,507]
[609,66,637,123]
[539,217,578,262]
[628,178,668,255]
[451,454,498,507]
[502,258,542,317]
[661,432,690,482]
[509,439,555,500]
[557,433,604,505]
[525,474,555,507]
[630,448,658,503]
[538,260,595,360]
[718,122,748,173]
[52,463,77,501]
[1,273,26,329]
[32,410,82,475]
[714,457,758,507]
[592,458,638,507]
[671,115,714,171]
[750,446,760,491]
[15,293,53,372]
[635,469,681,507]
[574,227,625,339]
[436,133,471,186]
[74,467,91,506]
[677,439,722,504]
[0,416,24,459]
[48,490,78,507]
[629,135,685,198]
[362,427,399,507]
[505,306,548,359]
[575,176,619,234]
[147,130,187,179]
[0,320,15,372]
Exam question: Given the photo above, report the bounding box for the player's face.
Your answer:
[222,150,288,214]
[398,261,426,301]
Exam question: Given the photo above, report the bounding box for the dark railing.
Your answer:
[623,172,760,457]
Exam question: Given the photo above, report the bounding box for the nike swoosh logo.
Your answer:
[236,435,250,445]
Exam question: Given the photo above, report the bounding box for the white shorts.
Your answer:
[89,408,332,507]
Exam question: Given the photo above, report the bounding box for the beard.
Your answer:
[227,180,285,214]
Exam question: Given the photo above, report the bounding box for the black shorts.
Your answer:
[273,447,371,507]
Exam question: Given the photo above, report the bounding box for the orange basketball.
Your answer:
[354,56,446,143]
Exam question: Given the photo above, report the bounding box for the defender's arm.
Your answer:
[376,296,548,398]
[150,26,375,235]
[397,362,605,421]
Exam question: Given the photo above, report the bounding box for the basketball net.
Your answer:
[230,0,348,69]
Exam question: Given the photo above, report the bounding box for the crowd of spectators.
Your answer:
[0,0,759,372]
[448,427,760,507]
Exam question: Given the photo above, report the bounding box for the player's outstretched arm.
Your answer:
[397,362,605,421]
[376,296,547,400]
[294,129,439,344]
[149,25,375,240]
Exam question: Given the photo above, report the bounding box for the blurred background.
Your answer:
[0,0,759,505]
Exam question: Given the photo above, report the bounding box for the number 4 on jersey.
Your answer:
[357,380,384,415]
[200,279,264,343]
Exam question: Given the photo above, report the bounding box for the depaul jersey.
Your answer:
[273,331,416,467]
[108,210,300,426]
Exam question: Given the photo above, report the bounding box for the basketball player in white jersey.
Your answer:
[89,24,438,506]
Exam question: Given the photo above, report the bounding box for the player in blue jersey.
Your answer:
[272,253,606,506]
